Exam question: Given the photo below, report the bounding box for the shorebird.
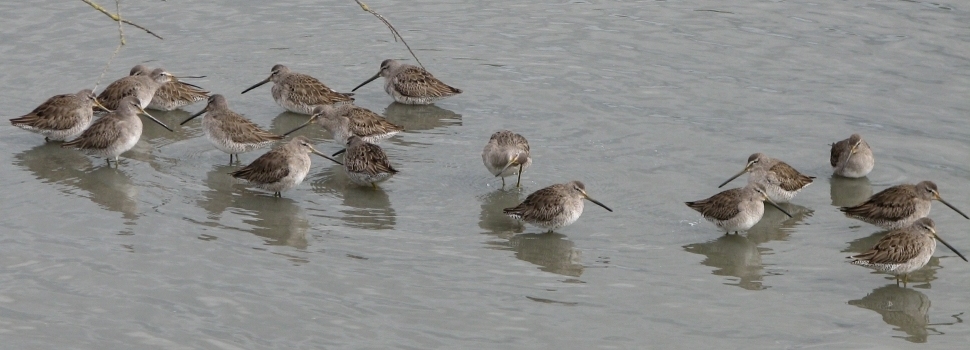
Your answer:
[129,64,209,111]
[342,136,398,188]
[686,182,794,234]
[96,66,173,111]
[282,104,403,155]
[831,133,874,178]
[504,181,613,232]
[230,136,343,197]
[849,217,967,287]
[10,89,107,142]
[482,130,531,188]
[180,94,284,164]
[61,96,173,166]
[840,181,969,230]
[718,153,815,203]
[352,59,462,105]
[240,64,354,114]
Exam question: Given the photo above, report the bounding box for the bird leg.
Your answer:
[515,163,523,188]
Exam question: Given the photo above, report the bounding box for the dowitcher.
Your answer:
[831,133,874,178]
[351,59,462,105]
[718,153,815,203]
[504,181,613,232]
[840,181,969,230]
[230,136,343,197]
[342,136,398,188]
[849,217,967,287]
[10,89,107,142]
[240,64,354,114]
[130,64,209,111]
[61,96,174,166]
[97,66,173,111]
[482,130,531,188]
[282,104,404,155]
[180,94,284,164]
[686,182,794,234]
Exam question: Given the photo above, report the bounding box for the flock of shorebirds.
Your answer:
[7,59,965,288]
[8,60,611,240]
[685,140,969,286]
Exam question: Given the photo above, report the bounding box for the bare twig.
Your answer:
[353,0,423,69]
[81,0,162,89]
[81,0,164,40]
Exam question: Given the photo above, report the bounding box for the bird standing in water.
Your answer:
[352,59,462,105]
[482,130,531,188]
[849,217,967,287]
[504,181,613,232]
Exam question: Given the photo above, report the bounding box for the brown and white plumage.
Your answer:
[230,136,342,197]
[283,104,404,147]
[352,59,462,105]
[96,66,173,111]
[62,96,173,166]
[130,65,209,111]
[504,181,613,232]
[718,152,814,203]
[10,89,106,142]
[831,133,874,178]
[180,94,283,164]
[686,182,793,234]
[482,130,531,188]
[849,217,967,287]
[840,181,969,230]
[343,136,398,188]
[240,64,354,115]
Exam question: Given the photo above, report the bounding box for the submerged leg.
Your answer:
[274,192,281,197]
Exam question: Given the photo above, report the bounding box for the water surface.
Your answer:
[1,0,969,348]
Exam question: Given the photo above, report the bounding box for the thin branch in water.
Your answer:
[81,0,164,40]
[353,0,423,69]
[80,0,162,90]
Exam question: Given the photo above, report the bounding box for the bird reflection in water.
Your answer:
[382,103,461,133]
[684,203,813,290]
[105,107,192,170]
[849,284,962,343]
[829,176,873,208]
[309,167,396,230]
[196,165,309,250]
[14,143,140,226]
[479,190,583,277]
[267,111,328,150]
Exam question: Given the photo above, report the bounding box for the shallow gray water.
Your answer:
[1,0,969,348]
